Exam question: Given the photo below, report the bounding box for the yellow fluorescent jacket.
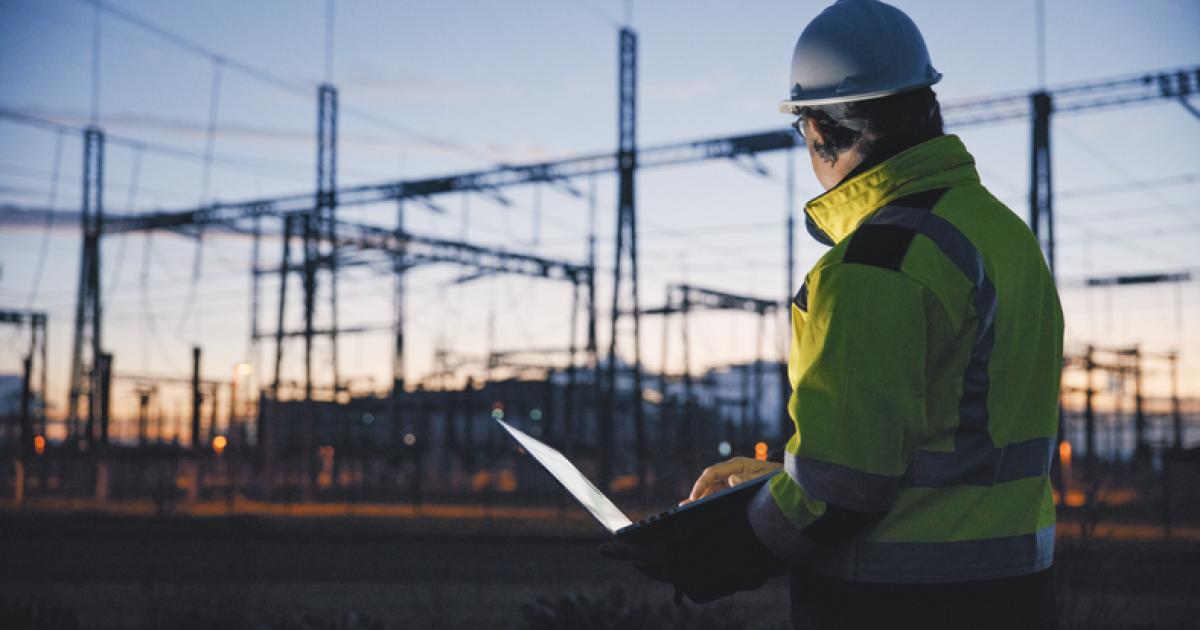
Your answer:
[747,135,1064,582]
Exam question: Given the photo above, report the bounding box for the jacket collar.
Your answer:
[803,134,980,245]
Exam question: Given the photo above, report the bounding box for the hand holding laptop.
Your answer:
[683,457,783,505]
[494,418,786,604]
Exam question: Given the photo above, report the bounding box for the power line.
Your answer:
[325,0,335,84]
[0,108,314,183]
[569,0,622,29]
[1058,126,1192,213]
[25,131,66,308]
[104,146,143,305]
[90,0,100,125]
[0,161,203,203]
[62,0,500,166]
[65,0,313,99]
[338,103,502,164]
[995,172,1200,206]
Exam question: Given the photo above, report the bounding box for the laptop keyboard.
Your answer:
[634,509,672,527]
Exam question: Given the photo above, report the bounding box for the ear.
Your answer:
[803,117,824,146]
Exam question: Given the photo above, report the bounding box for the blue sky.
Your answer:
[1,0,1198,436]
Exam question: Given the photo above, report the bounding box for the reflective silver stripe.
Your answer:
[906,437,1056,487]
[785,451,901,512]
[746,477,820,566]
[813,525,1056,583]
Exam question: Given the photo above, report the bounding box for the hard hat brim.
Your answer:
[778,73,942,115]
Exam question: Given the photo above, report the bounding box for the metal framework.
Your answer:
[1029,91,1055,279]
[100,67,1199,240]
[67,126,104,447]
[602,27,643,488]
[1,309,48,457]
[313,82,339,400]
[1085,271,1192,287]
[48,57,1197,481]
[639,284,781,481]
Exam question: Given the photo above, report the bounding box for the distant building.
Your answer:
[0,374,25,447]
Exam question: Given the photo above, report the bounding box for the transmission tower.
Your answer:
[67,126,105,447]
[603,27,644,488]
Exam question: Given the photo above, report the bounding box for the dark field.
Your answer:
[1,508,1196,629]
[0,509,793,629]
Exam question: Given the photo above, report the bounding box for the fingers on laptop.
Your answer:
[685,458,750,503]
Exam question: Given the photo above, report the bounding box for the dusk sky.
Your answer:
[1,0,1198,437]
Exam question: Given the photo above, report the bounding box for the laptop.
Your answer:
[496,419,770,545]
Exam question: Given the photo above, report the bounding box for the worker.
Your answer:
[601,1,1063,628]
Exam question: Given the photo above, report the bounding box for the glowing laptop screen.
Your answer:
[496,419,633,532]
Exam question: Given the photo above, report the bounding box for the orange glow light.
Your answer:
[212,435,228,454]
[754,441,769,461]
[1059,440,1072,465]
[34,435,46,455]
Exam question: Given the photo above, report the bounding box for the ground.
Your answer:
[0,502,1196,629]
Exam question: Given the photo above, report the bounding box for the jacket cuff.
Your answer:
[746,479,820,567]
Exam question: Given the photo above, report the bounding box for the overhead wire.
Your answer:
[90,0,100,125]
[173,55,228,342]
[324,0,335,84]
[65,0,313,99]
[1052,125,1199,266]
[139,232,178,372]
[1058,125,1193,217]
[0,108,316,184]
[0,160,200,203]
[64,0,501,166]
[104,144,142,305]
[569,0,622,29]
[13,2,1196,389]
[24,130,66,308]
[198,59,224,205]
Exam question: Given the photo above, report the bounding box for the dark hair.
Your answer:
[802,87,944,166]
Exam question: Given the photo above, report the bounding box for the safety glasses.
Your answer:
[790,114,807,141]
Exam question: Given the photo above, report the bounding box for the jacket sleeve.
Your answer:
[749,260,929,564]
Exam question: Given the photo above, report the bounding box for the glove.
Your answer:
[598,496,787,604]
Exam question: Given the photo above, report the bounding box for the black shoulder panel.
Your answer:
[843,224,917,271]
[890,187,947,212]
[792,281,809,312]
[842,187,948,271]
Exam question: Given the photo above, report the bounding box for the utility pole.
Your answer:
[1029,91,1055,281]
[782,147,796,440]
[391,197,407,456]
[680,288,693,466]
[97,352,112,445]
[137,387,152,447]
[2,310,47,459]
[19,354,33,466]
[604,27,642,489]
[1169,351,1182,449]
[1084,346,1096,474]
[191,346,202,449]
[69,126,105,447]
[317,83,340,398]
[1132,346,1147,462]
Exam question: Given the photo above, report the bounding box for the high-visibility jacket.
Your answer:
[748,134,1063,583]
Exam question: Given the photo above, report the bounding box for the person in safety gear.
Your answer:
[600,1,1063,628]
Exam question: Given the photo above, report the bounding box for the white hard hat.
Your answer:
[779,0,942,114]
